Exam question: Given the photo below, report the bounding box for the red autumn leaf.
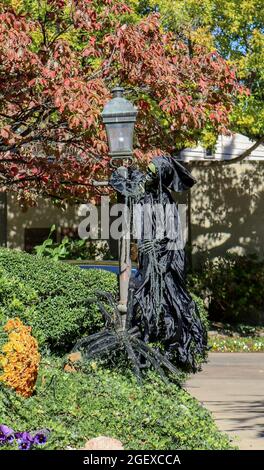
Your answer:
[10,165,19,176]
[0,2,242,204]
[0,128,10,140]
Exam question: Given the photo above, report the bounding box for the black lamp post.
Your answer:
[102,86,138,165]
[73,88,181,381]
[101,87,138,321]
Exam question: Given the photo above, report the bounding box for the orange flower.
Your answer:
[0,318,40,398]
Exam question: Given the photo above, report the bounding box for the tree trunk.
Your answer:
[0,192,7,247]
[186,190,193,272]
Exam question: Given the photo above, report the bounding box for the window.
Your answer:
[205,147,214,158]
[24,227,57,253]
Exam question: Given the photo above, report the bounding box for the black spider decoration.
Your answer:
[71,291,180,384]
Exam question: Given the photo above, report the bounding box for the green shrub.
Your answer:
[0,359,234,450]
[191,292,209,331]
[0,248,208,370]
[0,270,38,324]
[0,249,117,352]
[188,254,264,324]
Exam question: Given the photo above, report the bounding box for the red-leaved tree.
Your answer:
[0,0,242,204]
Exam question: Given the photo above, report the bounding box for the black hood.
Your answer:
[152,155,196,192]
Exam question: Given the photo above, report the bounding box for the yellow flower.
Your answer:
[2,343,13,353]
[0,318,40,398]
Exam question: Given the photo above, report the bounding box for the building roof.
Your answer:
[178,133,264,162]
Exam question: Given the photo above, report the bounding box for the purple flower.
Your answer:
[0,424,50,450]
[19,440,32,451]
[0,431,6,444]
[33,429,49,446]
[0,425,15,444]
[16,432,34,451]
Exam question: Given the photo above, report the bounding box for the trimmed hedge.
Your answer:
[0,249,117,352]
[0,269,38,322]
[0,359,234,450]
[0,249,208,355]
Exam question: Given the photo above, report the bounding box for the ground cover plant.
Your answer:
[0,248,234,450]
[208,323,264,352]
[0,359,234,450]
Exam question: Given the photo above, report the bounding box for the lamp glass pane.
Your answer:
[106,122,134,154]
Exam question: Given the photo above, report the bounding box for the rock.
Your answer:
[208,331,220,337]
[64,351,82,373]
[64,363,77,373]
[67,351,82,363]
[81,436,124,450]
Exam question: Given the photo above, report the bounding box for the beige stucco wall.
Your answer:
[7,195,81,250]
[191,161,264,267]
[5,161,264,267]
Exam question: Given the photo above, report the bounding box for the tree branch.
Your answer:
[222,136,264,165]
[190,136,264,167]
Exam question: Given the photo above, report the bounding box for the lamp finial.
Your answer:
[112,86,124,99]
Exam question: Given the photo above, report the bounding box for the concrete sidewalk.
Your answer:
[186,353,264,450]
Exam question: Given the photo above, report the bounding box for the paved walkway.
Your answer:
[186,353,264,450]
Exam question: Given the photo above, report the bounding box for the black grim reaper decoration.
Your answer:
[72,156,208,381]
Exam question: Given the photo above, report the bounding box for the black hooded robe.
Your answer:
[110,156,207,371]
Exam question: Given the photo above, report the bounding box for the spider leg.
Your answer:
[133,339,168,384]
[122,336,143,384]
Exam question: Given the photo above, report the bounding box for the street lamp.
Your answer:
[101,86,138,321]
[73,87,182,380]
[102,86,138,166]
